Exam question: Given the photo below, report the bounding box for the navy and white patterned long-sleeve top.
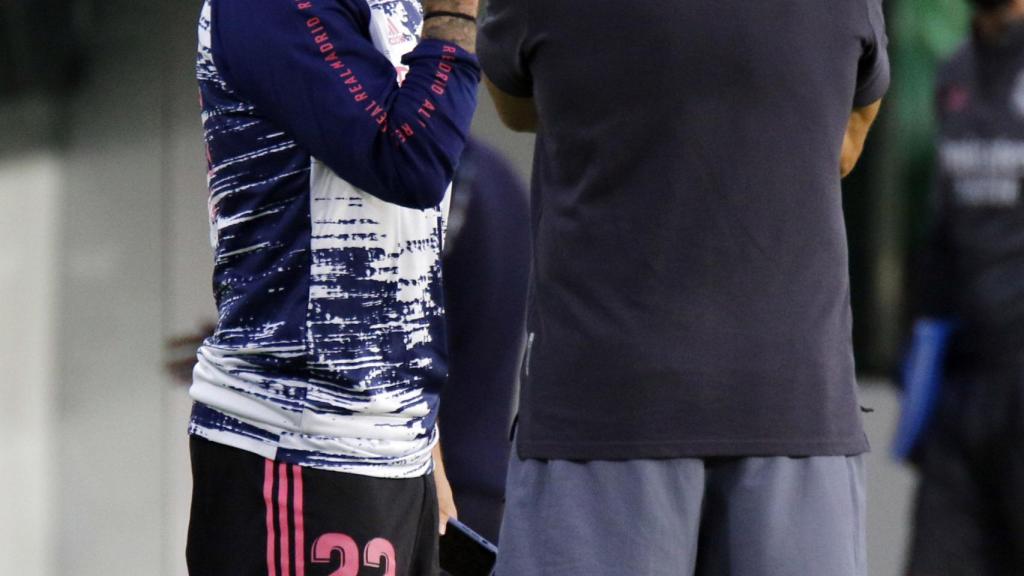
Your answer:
[187,0,480,479]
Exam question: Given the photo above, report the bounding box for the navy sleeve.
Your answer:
[854,0,890,107]
[211,0,481,209]
[477,0,533,97]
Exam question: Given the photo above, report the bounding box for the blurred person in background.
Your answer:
[478,1,888,574]
[902,0,1024,574]
[182,0,482,574]
[438,137,530,544]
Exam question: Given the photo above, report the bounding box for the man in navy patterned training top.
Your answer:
[184,0,481,574]
[479,1,888,574]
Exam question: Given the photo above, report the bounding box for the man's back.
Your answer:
[480,0,889,459]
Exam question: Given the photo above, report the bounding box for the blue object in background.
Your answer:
[892,317,958,460]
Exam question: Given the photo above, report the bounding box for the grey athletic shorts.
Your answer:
[496,452,866,576]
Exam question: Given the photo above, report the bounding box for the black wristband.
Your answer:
[423,11,477,23]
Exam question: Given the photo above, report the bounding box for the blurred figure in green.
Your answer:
[903,1,1024,574]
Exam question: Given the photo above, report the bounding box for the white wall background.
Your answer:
[0,153,61,576]
[0,2,917,575]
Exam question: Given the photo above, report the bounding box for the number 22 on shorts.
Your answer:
[311,533,397,576]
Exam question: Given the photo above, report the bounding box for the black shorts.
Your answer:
[907,366,1024,576]
[187,436,440,576]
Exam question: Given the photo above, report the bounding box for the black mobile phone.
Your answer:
[439,518,498,576]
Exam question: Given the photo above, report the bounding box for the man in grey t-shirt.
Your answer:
[478,1,888,574]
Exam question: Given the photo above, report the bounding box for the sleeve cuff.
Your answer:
[476,36,533,98]
[483,69,533,98]
[853,63,890,108]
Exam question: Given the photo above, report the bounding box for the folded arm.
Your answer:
[213,0,481,208]
[841,100,882,178]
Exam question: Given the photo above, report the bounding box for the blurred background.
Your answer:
[0,0,977,574]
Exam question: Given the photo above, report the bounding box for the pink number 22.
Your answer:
[311,533,396,576]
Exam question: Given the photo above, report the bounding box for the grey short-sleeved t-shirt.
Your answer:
[479,0,890,460]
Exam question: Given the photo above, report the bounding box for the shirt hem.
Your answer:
[516,435,871,461]
[484,73,533,98]
[188,401,437,479]
[853,65,889,108]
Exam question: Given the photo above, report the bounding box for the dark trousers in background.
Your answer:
[907,365,1024,576]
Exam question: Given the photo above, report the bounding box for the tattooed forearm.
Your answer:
[422,0,478,53]
[423,17,477,52]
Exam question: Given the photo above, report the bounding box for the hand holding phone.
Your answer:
[439,518,498,576]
